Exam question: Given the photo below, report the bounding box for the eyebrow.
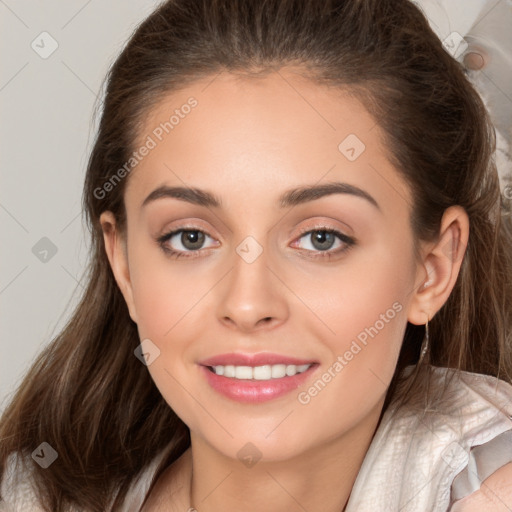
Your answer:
[141,182,381,212]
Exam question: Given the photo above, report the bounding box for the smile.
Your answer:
[199,355,319,403]
[207,363,312,380]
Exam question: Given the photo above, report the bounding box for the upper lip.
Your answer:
[199,352,318,367]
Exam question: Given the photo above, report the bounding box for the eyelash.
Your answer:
[156,224,356,260]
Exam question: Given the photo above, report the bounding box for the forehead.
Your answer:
[124,68,412,217]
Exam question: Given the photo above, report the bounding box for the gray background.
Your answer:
[0,0,509,414]
[0,0,162,413]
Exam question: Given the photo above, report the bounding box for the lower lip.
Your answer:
[199,364,318,403]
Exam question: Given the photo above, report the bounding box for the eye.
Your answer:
[157,227,217,259]
[156,225,356,260]
[293,226,356,259]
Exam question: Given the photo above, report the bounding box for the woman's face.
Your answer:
[101,68,434,462]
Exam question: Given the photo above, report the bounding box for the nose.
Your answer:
[217,240,289,333]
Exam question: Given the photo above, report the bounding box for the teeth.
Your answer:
[254,365,272,380]
[224,365,236,378]
[211,363,311,380]
[271,364,287,378]
[235,366,253,379]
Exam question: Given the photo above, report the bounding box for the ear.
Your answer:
[99,211,138,324]
[407,205,470,325]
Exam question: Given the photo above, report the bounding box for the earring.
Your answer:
[418,316,429,366]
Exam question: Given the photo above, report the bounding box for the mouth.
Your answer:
[198,354,319,403]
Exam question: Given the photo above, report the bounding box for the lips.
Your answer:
[198,352,319,403]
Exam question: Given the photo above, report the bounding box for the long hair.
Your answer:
[1,0,511,510]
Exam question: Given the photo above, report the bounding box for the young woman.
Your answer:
[1,1,511,511]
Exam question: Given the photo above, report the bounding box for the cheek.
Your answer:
[126,247,221,422]
[128,241,212,338]
[293,245,413,415]
[294,240,412,352]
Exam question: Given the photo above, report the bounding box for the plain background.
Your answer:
[0,0,505,414]
[0,0,162,414]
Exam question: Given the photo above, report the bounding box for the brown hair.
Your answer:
[1,0,511,510]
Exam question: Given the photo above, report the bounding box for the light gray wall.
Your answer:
[0,0,162,413]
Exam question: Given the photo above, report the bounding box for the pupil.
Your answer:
[313,231,334,250]
[183,230,204,249]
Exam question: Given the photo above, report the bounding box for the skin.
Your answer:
[450,462,512,511]
[100,67,469,512]
[463,45,489,71]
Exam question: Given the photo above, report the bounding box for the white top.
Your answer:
[344,365,512,511]
[1,364,512,511]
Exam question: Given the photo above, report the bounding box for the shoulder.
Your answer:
[449,462,512,512]
[0,452,45,511]
[437,367,512,511]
